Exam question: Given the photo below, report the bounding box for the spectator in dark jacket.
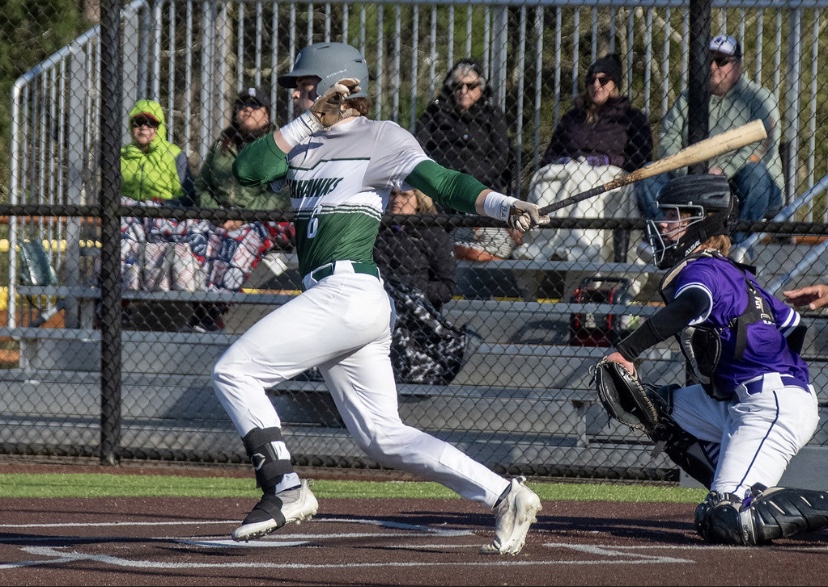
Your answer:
[187,85,293,332]
[375,188,464,386]
[415,58,516,261]
[374,188,455,311]
[541,54,652,172]
[515,53,653,299]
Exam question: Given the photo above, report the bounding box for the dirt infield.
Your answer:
[1,463,826,586]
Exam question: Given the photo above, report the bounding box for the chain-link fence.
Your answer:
[2,0,828,481]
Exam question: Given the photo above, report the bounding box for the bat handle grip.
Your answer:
[538,185,607,216]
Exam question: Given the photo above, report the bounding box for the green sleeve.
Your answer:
[232,132,289,187]
[404,160,487,215]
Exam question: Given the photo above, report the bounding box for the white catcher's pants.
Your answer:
[212,270,509,507]
[671,377,819,497]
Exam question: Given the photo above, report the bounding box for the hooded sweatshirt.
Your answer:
[196,119,289,211]
[120,99,193,203]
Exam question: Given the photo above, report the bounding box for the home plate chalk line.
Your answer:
[0,516,763,570]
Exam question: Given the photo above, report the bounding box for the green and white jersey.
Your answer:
[282,117,430,276]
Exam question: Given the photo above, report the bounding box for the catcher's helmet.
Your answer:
[646,174,735,269]
[277,42,369,99]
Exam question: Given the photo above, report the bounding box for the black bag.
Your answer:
[385,281,468,385]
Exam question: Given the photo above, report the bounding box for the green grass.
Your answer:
[0,473,708,503]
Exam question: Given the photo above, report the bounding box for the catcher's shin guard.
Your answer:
[651,420,717,489]
[242,427,295,492]
[739,485,828,545]
[695,484,828,545]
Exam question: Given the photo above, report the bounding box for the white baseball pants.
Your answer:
[671,376,819,497]
[212,268,509,507]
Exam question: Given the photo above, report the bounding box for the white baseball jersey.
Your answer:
[283,116,429,276]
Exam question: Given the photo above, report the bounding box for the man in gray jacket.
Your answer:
[635,34,783,245]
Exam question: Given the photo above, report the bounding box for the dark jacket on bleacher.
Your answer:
[414,87,512,193]
[374,223,456,311]
[541,95,653,173]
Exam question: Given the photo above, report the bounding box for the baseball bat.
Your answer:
[537,119,768,216]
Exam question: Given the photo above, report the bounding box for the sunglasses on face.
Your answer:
[453,80,482,92]
[237,99,265,110]
[131,118,159,129]
[586,75,613,87]
[712,55,736,67]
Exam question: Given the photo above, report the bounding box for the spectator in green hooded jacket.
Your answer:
[121,99,194,204]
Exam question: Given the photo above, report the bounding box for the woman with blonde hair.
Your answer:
[374,188,455,310]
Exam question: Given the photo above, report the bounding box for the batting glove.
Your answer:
[310,77,362,127]
[280,78,362,148]
[483,192,549,233]
[508,200,549,233]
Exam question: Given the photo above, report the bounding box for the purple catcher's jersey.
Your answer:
[670,256,809,393]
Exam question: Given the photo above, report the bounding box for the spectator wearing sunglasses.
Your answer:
[415,58,517,262]
[635,34,783,251]
[539,54,652,174]
[121,99,194,204]
[196,86,290,217]
[117,99,195,324]
[515,53,652,300]
[185,86,293,332]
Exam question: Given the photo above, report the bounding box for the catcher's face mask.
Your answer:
[646,205,705,269]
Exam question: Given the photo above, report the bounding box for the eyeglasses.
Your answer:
[586,75,613,87]
[453,80,482,92]
[712,55,736,67]
[131,118,159,129]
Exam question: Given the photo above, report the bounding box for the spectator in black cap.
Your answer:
[540,53,651,172]
[514,53,652,299]
[196,86,282,215]
[187,85,292,332]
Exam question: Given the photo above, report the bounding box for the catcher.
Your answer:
[595,173,828,545]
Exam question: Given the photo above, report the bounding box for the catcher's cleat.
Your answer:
[231,479,318,542]
[480,476,542,555]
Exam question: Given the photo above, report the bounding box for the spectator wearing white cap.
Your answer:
[635,34,783,247]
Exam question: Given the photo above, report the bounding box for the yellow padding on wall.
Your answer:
[0,239,102,253]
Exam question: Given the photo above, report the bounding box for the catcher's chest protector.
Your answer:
[659,250,774,399]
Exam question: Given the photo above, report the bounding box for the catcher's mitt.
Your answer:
[592,358,660,431]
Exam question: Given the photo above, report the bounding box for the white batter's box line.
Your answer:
[0,520,238,530]
[6,545,696,570]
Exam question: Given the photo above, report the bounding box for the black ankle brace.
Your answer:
[242,427,295,492]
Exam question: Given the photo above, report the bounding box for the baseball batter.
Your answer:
[601,174,827,545]
[212,42,546,554]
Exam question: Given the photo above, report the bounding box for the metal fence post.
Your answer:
[99,0,124,467]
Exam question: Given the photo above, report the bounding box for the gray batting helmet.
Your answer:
[277,42,369,99]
